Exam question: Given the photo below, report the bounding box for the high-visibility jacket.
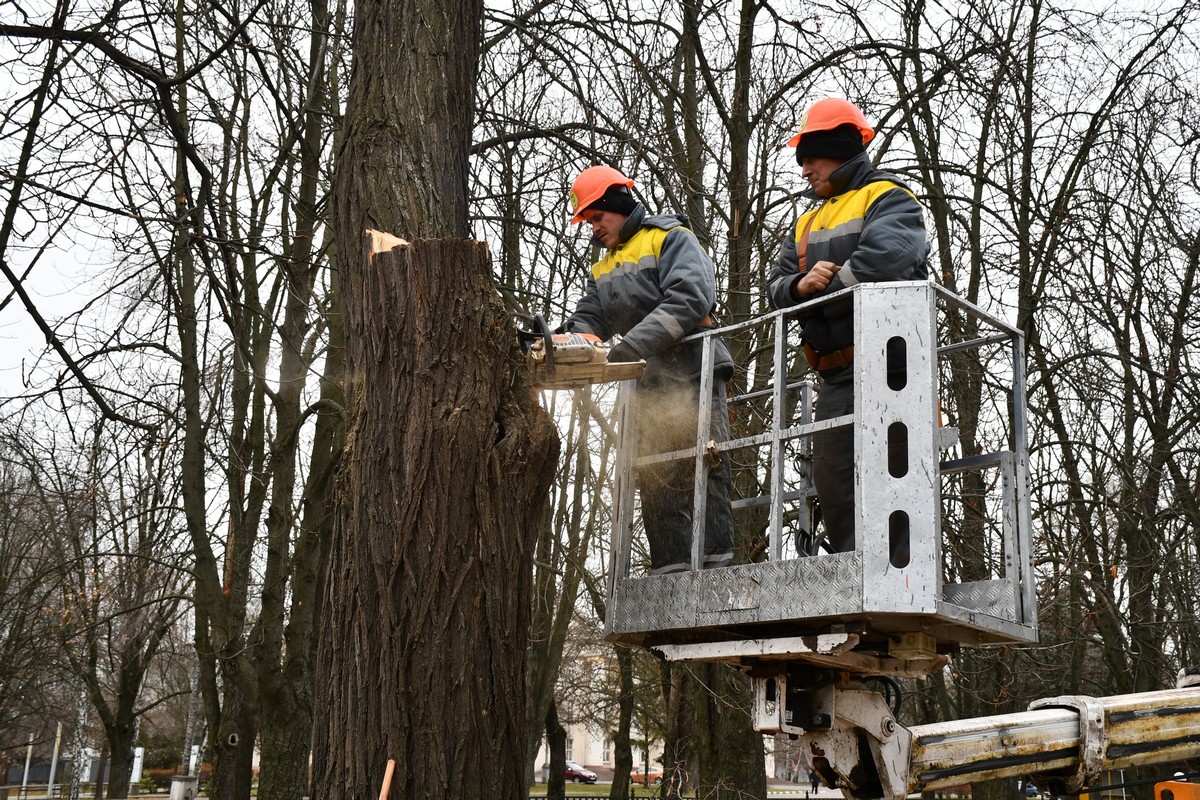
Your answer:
[566,204,734,386]
[767,152,929,378]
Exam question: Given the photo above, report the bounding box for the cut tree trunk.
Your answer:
[311,231,558,800]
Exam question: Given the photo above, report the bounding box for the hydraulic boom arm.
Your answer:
[795,677,1200,800]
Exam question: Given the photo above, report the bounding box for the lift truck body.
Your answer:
[601,282,1199,798]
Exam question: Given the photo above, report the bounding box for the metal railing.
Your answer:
[604,281,1036,656]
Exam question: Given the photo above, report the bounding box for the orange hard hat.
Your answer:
[568,165,634,224]
[787,98,875,148]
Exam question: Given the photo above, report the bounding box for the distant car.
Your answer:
[630,768,663,786]
[1024,783,1041,798]
[565,761,597,784]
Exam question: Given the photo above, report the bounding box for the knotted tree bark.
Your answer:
[312,0,558,796]
[312,231,558,799]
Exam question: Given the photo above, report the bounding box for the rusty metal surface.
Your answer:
[912,707,1080,789]
[910,688,1200,793]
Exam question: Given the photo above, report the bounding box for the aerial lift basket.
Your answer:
[604,282,1037,676]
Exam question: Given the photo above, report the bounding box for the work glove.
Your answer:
[606,340,640,364]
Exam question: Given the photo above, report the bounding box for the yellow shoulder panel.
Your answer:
[795,180,915,241]
[593,227,671,278]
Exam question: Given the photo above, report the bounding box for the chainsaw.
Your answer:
[517,315,645,390]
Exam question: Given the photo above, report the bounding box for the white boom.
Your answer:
[790,676,1200,800]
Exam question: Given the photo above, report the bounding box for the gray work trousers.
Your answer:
[812,372,913,560]
[812,377,856,553]
[636,377,735,574]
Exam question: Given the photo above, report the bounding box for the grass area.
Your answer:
[529,783,613,796]
[529,783,665,797]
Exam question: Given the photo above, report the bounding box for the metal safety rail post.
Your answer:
[603,282,1037,669]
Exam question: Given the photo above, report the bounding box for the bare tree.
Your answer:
[3,0,1198,797]
[524,390,617,783]
[1,0,349,794]
[0,411,189,800]
[310,1,558,799]
[0,444,72,779]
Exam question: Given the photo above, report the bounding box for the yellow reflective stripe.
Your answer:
[794,180,914,243]
[592,227,672,279]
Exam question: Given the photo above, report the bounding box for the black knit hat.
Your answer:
[794,123,867,163]
[584,184,639,217]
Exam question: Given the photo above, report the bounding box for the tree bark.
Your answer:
[333,0,481,241]
[694,664,766,799]
[92,747,108,800]
[545,699,567,800]
[608,646,634,800]
[311,233,557,800]
[312,0,557,796]
[209,684,257,800]
[91,677,144,800]
[661,663,692,799]
[258,683,315,800]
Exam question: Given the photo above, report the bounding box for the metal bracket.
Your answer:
[888,632,937,660]
[803,685,913,800]
[753,675,914,799]
[655,633,858,665]
[751,673,806,736]
[1028,694,1106,793]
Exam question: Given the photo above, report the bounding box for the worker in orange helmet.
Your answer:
[767,98,930,555]
[561,165,734,575]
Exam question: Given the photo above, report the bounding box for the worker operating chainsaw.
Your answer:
[558,165,734,575]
